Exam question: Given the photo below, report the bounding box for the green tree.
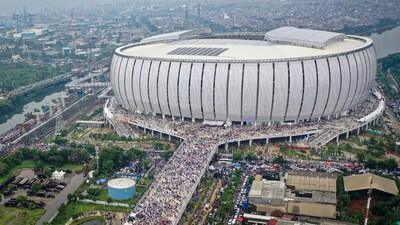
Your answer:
[103,160,114,173]
[16,195,27,204]
[107,197,113,204]
[31,184,42,193]
[356,153,365,163]
[142,159,151,170]
[272,156,286,165]
[232,151,243,161]
[245,152,257,161]
[86,188,100,198]
[162,150,174,161]
[53,136,68,145]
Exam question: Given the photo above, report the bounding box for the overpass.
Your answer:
[9,72,74,97]
[65,67,111,90]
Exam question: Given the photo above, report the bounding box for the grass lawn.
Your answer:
[0,160,35,183]
[0,206,45,225]
[280,148,310,159]
[0,160,84,184]
[50,202,129,225]
[61,163,84,173]
[70,216,105,225]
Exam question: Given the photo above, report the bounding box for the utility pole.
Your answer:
[364,182,373,225]
[96,145,100,172]
[196,3,201,18]
[183,5,188,21]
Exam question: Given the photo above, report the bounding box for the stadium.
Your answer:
[110,27,377,124]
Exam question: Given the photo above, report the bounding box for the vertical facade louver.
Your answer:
[111,32,376,124]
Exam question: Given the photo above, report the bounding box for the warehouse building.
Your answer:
[249,171,337,219]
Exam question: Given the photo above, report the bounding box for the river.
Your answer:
[369,25,400,59]
[0,90,67,135]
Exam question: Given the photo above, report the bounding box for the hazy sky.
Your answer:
[0,0,120,15]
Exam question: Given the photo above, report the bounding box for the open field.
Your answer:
[0,206,45,225]
[70,216,105,225]
[49,202,129,225]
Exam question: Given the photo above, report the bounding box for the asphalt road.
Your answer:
[36,173,85,225]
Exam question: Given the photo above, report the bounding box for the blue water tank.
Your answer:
[107,178,136,200]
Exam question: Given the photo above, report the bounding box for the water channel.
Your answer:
[369,25,400,59]
[0,89,67,135]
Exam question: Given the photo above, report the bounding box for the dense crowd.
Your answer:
[128,138,217,224]
[108,92,383,225]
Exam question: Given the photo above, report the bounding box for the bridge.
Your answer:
[9,73,74,97]
[65,67,111,90]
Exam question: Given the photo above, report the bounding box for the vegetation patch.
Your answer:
[49,202,129,225]
[70,216,105,225]
[0,206,45,225]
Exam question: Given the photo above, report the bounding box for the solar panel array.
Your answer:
[167,47,228,56]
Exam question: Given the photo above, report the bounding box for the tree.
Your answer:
[356,153,365,163]
[67,193,73,202]
[142,159,151,170]
[232,151,243,161]
[24,112,35,120]
[103,160,114,173]
[279,144,288,153]
[44,167,53,178]
[128,148,145,160]
[0,162,8,175]
[273,156,286,165]
[162,151,174,161]
[16,195,27,204]
[86,188,100,198]
[31,184,42,193]
[53,136,68,145]
[107,197,113,204]
[245,152,257,161]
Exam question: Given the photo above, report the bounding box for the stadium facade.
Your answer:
[111,27,377,124]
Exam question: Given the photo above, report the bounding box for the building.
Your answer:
[286,170,337,192]
[62,47,74,56]
[51,170,66,181]
[249,171,337,219]
[108,177,136,200]
[13,28,47,39]
[75,120,105,128]
[343,173,399,195]
[110,27,377,124]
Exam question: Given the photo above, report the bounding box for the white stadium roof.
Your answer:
[264,26,346,49]
[116,27,372,62]
[140,28,211,44]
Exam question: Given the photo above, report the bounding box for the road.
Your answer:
[36,173,85,225]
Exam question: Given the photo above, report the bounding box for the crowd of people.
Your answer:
[128,138,218,224]
[104,92,384,225]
